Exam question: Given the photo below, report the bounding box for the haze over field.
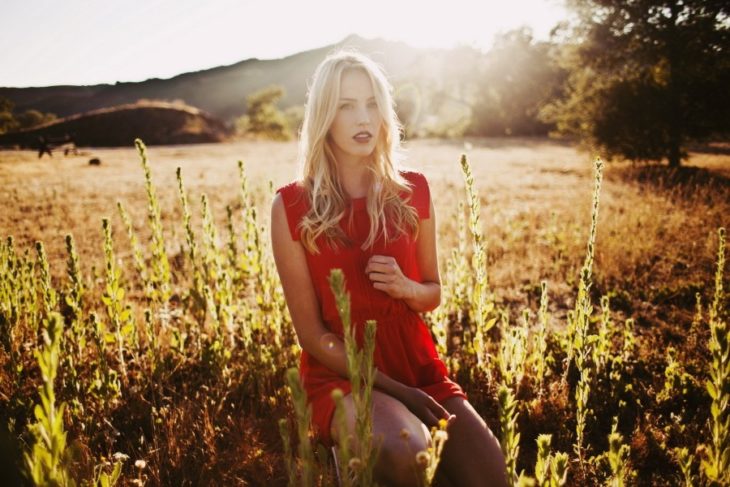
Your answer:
[0,0,569,87]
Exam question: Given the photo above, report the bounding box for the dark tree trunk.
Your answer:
[668,141,681,167]
[666,2,683,168]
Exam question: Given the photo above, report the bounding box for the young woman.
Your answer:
[271,50,507,487]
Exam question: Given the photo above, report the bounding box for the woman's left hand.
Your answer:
[365,255,414,300]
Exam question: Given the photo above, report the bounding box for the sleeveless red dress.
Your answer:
[276,170,467,447]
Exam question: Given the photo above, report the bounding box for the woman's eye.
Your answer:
[368,102,378,108]
[340,103,352,109]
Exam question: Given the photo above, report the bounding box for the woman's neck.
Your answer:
[337,160,371,199]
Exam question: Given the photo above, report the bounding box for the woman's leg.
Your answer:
[438,396,507,487]
[331,390,432,487]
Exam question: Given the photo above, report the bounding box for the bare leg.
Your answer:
[331,390,432,487]
[439,397,507,487]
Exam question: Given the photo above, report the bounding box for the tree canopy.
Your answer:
[541,0,730,166]
[237,86,292,141]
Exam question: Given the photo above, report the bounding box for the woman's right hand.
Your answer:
[398,386,455,428]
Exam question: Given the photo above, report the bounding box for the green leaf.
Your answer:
[711,402,720,419]
[119,309,131,322]
[706,380,718,400]
[121,323,135,336]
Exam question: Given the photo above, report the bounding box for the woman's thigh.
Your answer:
[330,390,432,484]
[331,390,430,451]
[439,396,507,487]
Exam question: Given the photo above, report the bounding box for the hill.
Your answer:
[0,101,229,148]
[0,35,447,124]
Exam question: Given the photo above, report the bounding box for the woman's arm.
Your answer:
[271,192,349,378]
[365,196,441,313]
[271,193,450,426]
[407,195,441,311]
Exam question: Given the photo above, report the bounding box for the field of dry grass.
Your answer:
[0,137,728,485]
[1,138,725,319]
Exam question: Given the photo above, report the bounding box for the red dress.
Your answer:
[276,170,467,447]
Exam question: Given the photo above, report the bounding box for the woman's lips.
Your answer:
[353,132,372,142]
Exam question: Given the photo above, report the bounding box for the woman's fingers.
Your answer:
[368,255,396,265]
[428,397,451,421]
[365,262,400,280]
[367,271,394,283]
[421,409,439,427]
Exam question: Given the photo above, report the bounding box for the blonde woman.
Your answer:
[271,50,506,486]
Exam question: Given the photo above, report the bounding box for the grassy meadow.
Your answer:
[0,138,728,486]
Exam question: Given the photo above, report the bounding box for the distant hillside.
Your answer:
[0,101,229,148]
[0,35,448,125]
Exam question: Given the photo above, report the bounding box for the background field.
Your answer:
[1,138,728,485]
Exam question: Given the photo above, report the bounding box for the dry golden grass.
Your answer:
[1,137,727,485]
[1,137,726,325]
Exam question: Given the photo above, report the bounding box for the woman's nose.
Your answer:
[357,105,370,124]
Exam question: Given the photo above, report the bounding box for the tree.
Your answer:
[542,0,730,166]
[239,85,292,141]
[0,96,19,134]
[0,97,58,134]
[15,109,57,129]
[468,29,565,137]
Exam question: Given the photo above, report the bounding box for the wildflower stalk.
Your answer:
[607,417,633,487]
[23,312,75,486]
[200,193,235,358]
[117,201,151,299]
[135,138,171,304]
[332,389,353,487]
[225,204,239,272]
[534,434,568,487]
[551,452,569,487]
[283,367,316,487]
[459,154,496,369]
[534,281,550,389]
[534,434,551,486]
[594,295,612,377]
[701,227,728,484]
[176,167,205,328]
[35,241,57,319]
[498,383,520,485]
[101,218,135,377]
[574,356,592,467]
[0,236,19,372]
[143,308,160,372]
[88,311,120,410]
[673,447,695,487]
[563,157,604,382]
[63,234,85,417]
[328,269,379,486]
[237,159,255,277]
[64,234,85,351]
[279,417,297,487]
[422,419,450,486]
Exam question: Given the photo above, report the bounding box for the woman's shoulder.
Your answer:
[275,179,309,208]
[398,169,428,187]
[274,180,309,241]
[397,169,430,219]
[276,179,305,196]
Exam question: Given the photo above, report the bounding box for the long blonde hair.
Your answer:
[296,49,419,253]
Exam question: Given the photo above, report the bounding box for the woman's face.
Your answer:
[328,68,383,165]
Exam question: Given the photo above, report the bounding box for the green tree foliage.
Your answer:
[0,97,57,134]
[0,97,16,134]
[468,29,565,137]
[542,0,730,166]
[237,85,292,141]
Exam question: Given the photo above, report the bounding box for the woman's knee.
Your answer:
[375,431,430,487]
[440,397,507,486]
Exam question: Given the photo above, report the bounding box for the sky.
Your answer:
[1,0,569,88]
